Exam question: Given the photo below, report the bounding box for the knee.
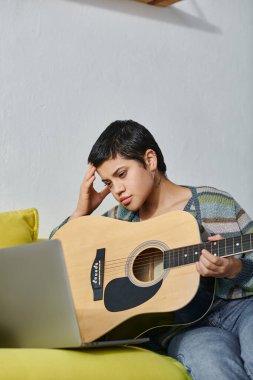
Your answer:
[167,327,219,359]
[167,328,213,377]
[167,327,241,380]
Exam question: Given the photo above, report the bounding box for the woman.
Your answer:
[51,120,253,380]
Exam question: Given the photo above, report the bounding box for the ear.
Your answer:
[144,149,157,171]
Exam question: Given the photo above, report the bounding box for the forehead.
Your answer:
[96,156,140,179]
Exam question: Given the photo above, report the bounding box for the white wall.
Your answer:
[0,0,252,237]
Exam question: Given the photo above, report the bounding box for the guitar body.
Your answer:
[53,211,215,343]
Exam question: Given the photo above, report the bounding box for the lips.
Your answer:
[120,196,132,206]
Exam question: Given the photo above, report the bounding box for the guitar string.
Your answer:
[88,235,253,278]
[103,241,250,269]
[103,240,237,267]
[102,251,250,280]
[103,245,251,272]
[102,235,251,267]
[102,249,251,277]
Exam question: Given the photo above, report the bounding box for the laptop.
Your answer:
[0,240,148,348]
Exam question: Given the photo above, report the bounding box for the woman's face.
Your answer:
[97,154,156,211]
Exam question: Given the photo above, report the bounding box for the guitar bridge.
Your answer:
[91,248,105,301]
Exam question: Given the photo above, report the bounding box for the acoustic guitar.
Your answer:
[52,210,252,343]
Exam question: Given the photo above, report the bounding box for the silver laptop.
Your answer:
[0,240,148,348]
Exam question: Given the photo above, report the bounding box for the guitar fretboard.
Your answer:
[164,233,253,269]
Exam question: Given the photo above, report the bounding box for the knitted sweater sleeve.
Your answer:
[49,206,120,239]
[49,216,70,239]
[230,200,253,291]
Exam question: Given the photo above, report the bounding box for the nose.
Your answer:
[113,180,125,195]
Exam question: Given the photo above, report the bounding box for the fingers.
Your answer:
[71,164,110,219]
[81,164,96,190]
[84,163,96,181]
[198,250,221,275]
[196,234,240,278]
[201,249,223,265]
[196,250,228,277]
[208,234,223,241]
[201,234,223,266]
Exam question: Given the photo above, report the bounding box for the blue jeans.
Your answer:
[167,297,253,380]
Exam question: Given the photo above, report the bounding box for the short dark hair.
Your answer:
[88,120,167,175]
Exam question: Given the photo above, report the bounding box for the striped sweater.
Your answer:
[51,186,253,300]
[103,186,253,300]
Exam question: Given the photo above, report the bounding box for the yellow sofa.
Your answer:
[0,208,190,380]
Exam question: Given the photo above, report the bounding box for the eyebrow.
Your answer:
[101,167,126,183]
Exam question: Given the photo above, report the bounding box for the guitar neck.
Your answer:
[164,233,253,269]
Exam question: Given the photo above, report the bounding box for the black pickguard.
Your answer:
[104,277,163,312]
[101,276,215,342]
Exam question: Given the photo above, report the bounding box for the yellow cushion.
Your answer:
[0,208,39,248]
[0,210,191,380]
[0,347,191,380]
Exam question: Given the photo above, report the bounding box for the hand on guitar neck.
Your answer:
[196,234,243,279]
[70,164,110,220]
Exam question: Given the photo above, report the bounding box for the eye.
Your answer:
[104,181,112,189]
[119,170,126,178]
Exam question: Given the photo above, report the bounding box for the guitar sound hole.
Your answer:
[132,248,164,283]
